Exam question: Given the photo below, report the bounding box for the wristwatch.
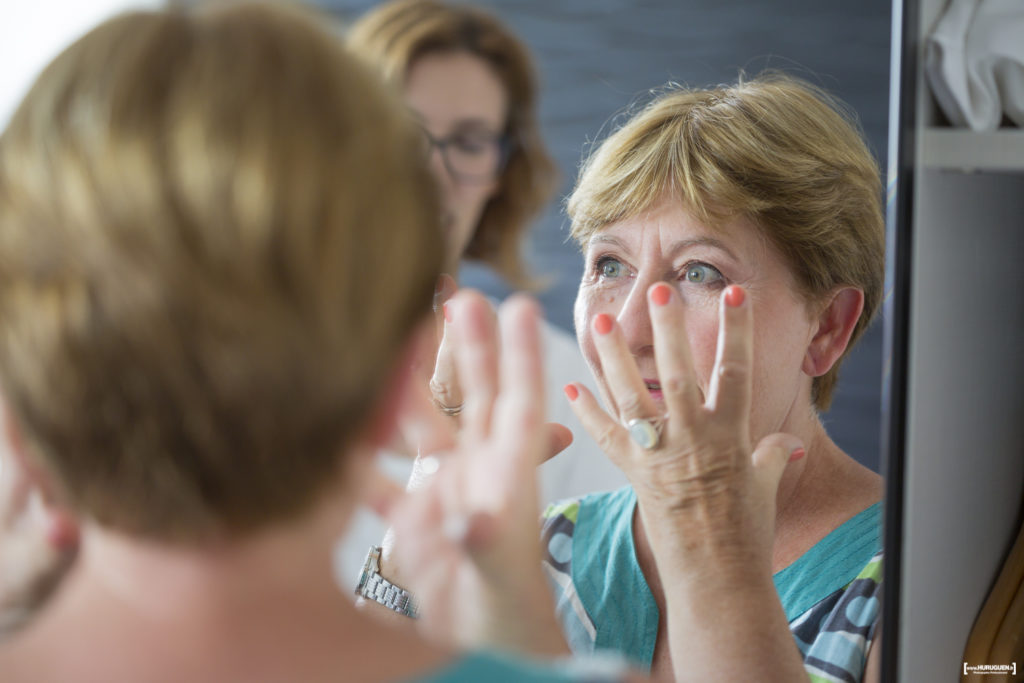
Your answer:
[354,545,419,619]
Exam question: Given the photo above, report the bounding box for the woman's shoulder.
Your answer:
[790,547,883,682]
[411,650,628,683]
[541,485,634,535]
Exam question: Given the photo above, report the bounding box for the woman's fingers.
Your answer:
[750,432,805,504]
[541,423,573,464]
[563,382,632,468]
[399,378,457,464]
[490,296,546,496]
[429,324,463,418]
[449,291,500,443]
[706,285,754,427]
[589,312,660,424]
[497,295,544,418]
[648,282,703,424]
[428,274,462,418]
[432,274,458,326]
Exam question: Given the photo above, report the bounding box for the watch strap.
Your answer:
[355,546,419,619]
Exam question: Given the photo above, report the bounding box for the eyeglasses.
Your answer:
[420,127,511,184]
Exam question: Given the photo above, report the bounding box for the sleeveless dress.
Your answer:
[541,486,883,683]
[408,649,629,682]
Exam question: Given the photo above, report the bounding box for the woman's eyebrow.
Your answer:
[588,234,738,261]
[588,235,628,250]
[666,237,738,261]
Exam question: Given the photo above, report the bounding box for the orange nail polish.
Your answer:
[789,447,806,462]
[725,285,745,307]
[593,313,613,335]
[443,303,452,323]
[650,283,671,306]
[564,384,579,401]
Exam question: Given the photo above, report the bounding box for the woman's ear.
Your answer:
[1,404,80,551]
[801,287,865,378]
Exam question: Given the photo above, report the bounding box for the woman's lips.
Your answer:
[644,378,662,401]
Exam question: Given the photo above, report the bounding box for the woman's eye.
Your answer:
[453,135,490,155]
[683,262,724,284]
[598,257,625,279]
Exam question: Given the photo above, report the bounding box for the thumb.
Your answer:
[540,423,574,465]
[750,432,805,500]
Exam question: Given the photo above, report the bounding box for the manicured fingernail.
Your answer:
[593,313,613,335]
[725,285,745,307]
[650,283,671,306]
[564,384,579,401]
[443,303,452,323]
[789,447,806,462]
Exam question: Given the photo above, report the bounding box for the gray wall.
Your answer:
[325,0,892,471]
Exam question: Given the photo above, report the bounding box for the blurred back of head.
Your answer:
[0,1,443,542]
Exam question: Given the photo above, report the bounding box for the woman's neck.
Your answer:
[0,484,456,682]
[77,510,348,623]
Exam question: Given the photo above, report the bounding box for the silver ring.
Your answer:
[627,417,664,450]
[434,400,464,417]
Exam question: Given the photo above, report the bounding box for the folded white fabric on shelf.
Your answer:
[925,0,1024,131]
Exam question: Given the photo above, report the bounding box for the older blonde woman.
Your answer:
[543,75,886,682]
[376,75,885,683]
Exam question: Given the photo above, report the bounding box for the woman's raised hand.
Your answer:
[565,282,808,682]
[565,283,803,564]
[425,274,572,459]
[387,290,570,657]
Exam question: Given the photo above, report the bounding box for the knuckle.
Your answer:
[663,375,693,398]
[595,424,620,453]
[717,361,749,384]
[616,392,646,419]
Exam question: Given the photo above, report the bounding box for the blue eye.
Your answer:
[598,257,624,279]
[683,262,723,284]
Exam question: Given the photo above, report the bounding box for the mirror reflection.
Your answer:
[0,1,895,681]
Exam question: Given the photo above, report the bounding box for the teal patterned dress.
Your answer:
[542,486,882,683]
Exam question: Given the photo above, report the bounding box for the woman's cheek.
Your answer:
[574,286,604,372]
[684,312,720,398]
[574,284,628,400]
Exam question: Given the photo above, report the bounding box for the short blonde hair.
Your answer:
[348,0,557,289]
[568,74,884,410]
[0,2,443,540]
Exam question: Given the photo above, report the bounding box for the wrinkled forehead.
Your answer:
[577,192,761,253]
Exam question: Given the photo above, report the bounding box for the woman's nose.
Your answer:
[616,275,657,355]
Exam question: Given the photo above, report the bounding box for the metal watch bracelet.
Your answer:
[354,545,419,619]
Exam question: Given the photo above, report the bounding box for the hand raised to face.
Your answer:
[387,291,570,658]
[565,283,804,564]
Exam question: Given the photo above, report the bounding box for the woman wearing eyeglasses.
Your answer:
[349,0,553,290]
[345,1,626,520]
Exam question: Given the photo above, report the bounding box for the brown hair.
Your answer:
[0,2,443,541]
[568,74,884,410]
[348,0,557,289]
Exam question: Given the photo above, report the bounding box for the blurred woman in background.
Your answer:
[341,0,625,586]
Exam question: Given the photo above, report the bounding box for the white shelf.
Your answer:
[918,128,1024,172]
